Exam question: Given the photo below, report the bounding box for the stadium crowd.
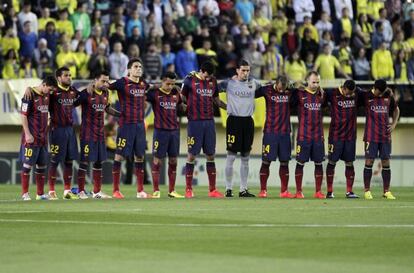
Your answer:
[1,0,414,84]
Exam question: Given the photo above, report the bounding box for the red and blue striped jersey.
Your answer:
[110,77,149,126]
[255,84,292,134]
[20,88,49,146]
[326,88,358,141]
[360,90,397,143]
[49,84,79,128]
[181,74,218,121]
[79,90,109,142]
[146,87,182,130]
[293,88,325,142]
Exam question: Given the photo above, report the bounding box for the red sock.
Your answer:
[21,167,30,194]
[48,163,57,192]
[93,168,102,193]
[112,160,121,192]
[168,162,177,193]
[295,163,304,192]
[206,161,216,192]
[259,163,270,191]
[279,164,289,192]
[35,168,45,195]
[185,162,194,190]
[135,162,144,192]
[77,163,88,192]
[63,162,73,190]
[151,162,160,192]
[326,163,335,192]
[315,164,323,192]
[345,165,355,192]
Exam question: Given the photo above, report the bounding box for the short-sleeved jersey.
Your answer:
[79,89,109,142]
[181,73,218,121]
[255,84,292,135]
[21,88,49,146]
[49,84,79,128]
[360,90,397,143]
[293,88,325,142]
[110,77,149,126]
[326,87,358,141]
[146,87,182,130]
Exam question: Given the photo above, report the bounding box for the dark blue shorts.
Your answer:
[153,129,180,158]
[187,120,216,156]
[115,122,146,158]
[365,141,391,160]
[328,140,356,162]
[262,133,291,162]
[296,140,325,163]
[19,144,48,166]
[80,140,107,162]
[49,127,79,163]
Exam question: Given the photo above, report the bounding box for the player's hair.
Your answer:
[236,59,250,69]
[95,70,110,78]
[55,66,70,78]
[374,79,387,93]
[127,58,143,69]
[343,80,356,91]
[42,75,58,87]
[275,75,288,86]
[162,71,177,80]
[305,70,319,81]
[200,61,216,75]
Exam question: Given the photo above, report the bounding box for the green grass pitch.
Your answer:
[0,185,413,273]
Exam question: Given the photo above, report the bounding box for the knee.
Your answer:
[279,161,288,166]
[168,157,177,165]
[93,161,102,169]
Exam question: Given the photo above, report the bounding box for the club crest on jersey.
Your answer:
[130,88,145,96]
[196,88,213,96]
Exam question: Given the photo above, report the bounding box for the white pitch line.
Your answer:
[0,218,413,229]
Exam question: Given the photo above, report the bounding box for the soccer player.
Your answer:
[146,72,185,198]
[325,80,359,198]
[220,60,260,198]
[76,71,120,199]
[256,76,295,198]
[110,58,151,199]
[360,79,399,199]
[20,76,57,200]
[181,61,227,198]
[293,71,326,199]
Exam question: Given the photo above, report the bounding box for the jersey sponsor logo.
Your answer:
[37,105,49,113]
[129,88,146,96]
[57,98,75,106]
[270,95,289,103]
[235,90,253,98]
[196,88,213,96]
[159,101,177,110]
[370,105,388,113]
[304,102,322,111]
[337,100,355,108]
[92,103,106,111]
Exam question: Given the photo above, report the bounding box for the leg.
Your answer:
[279,161,290,193]
[364,158,374,191]
[112,153,124,193]
[345,161,355,193]
[151,156,161,193]
[21,163,32,195]
[206,154,217,192]
[239,152,250,193]
[225,151,236,191]
[326,160,336,194]
[314,162,324,196]
[134,155,145,194]
[259,160,270,192]
[77,161,88,193]
[168,157,177,193]
[185,153,196,191]
[35,164,47,196]
[63,160,73,191]
[381,159,391,193]
[295,161,305,196]
[92,161,103,194]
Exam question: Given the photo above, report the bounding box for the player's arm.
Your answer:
[218,80,228,93]
[22,86,34,100]
[73,89,88,107]
[21,98,34,144]
[388,91,400,132]
[213,96,226,109]
[105,105,121,117]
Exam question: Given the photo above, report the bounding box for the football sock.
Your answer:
[295,163,304,192]
[63,161,73,190]
[363,164,373,191]
[48,161,58,192]
[77,162,88,192]
[345,165,355,192]
[35,166,46,196]
[326,162,335,192]
[382,167,391,193]
[168,162,177,193]
[315,163,323,192]
[135,161,144,192]
[151,161,161,192]
[207,161,216,192]
[279,163,289,192]
[92,162,102,194]
[225,153,236,190]
[112,160,121,192]
[259,162,270,191]
[185,162,194,190]
[21,167,31,194]
[240,156,249,192]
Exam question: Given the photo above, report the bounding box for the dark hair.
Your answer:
[236,59,250,69]
[200,61,216,75]
[55,67,70,77]
[162,71,177,80]
[343,80,356,91]
[306,70,319,80]
[375,21,382,30]
[276,75,288,86]
[43,75,58,87]
[374,79,387,93]
[95,70,110,78]
[127,58,142,69]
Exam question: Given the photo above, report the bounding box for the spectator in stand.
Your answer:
[403,9,414,39]
[217,40,238,78]
[300,28,319,61]
[281,20,301,57]
[333,7,353,42]
[250,7,272,44]
[298,16,319,43]
[18,1,38,34]
[335,37,353,78]
[242,41,264,79]
[86,25,109,56]
[163,24,183,53]
[74,41,90,79]
[372,21,385,50]
[193,24,213,49]
[293,0,315,24]
[161,42,176,73]
[19,21,37,60]
[263,44,283,80]
[38,7,55,32]
[177,4,200,36]
[334,0,353,20]
[4,7,18,36]
[109,42,129,79]
[314,43,348,80]
[371,41,394,80]
[408,53,414,81]
[19,58,37,78]
[315,11,333,39]
[145,12,165,41]
[88,43,110,78]
[198,0,220,16]
[366,0,385,21]
[394,49,408,82]
[376,8,393,47]
[175,38,198,78]
[148,0,164,27]
[353,13,373,53]
[199,6,219,29]
[56,41,78,78]
[195,39,217,68]
[271,9,287,45]
[33,38,54,78]
[235,0,255,25]
[164,0,185,21]
[391,30,409,56]
[234,23,252,57]
[218,0,235,17]
[2,49,19,79]
[127,44,141,60]
[1,27,20,57]
[126,26,146,54]
[109,23,127,53]
[216,24,234,53]
[56,9,74,39]
[284,51,307,82]
[126,9,144,39]
[353,47,371,80]
[319,30,335,52]
[39,21,59,55]
[305,51,315,72]
[143,43,163,81]
[71,2,91,39]
[57,0,77,14]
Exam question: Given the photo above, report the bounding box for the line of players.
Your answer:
[19,59,399,200]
